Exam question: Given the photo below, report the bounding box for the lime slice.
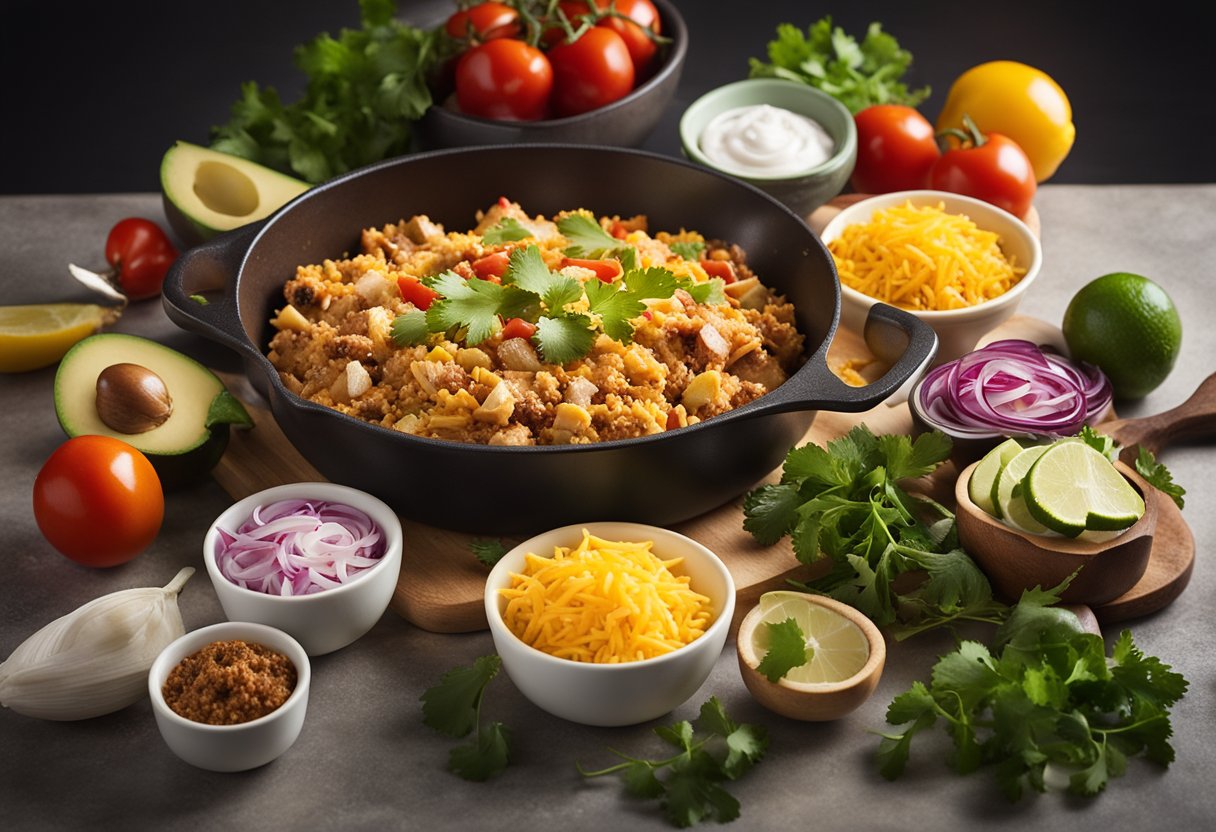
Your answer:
[994,445,1051,534]
[0,304,118,373]
[1024,441,1145,535]
[747,592,869,686]
[969,438,1023,516]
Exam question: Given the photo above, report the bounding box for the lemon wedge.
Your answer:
[0,304,120,373]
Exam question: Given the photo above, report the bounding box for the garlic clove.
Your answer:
[95,362,174,434]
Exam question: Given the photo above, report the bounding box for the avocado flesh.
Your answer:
[54,333,244,485]
[160,141,309,246]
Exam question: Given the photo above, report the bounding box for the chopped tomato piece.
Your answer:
[699,258,737,284]
[472,250,511,281]
[665,410,681,430]
[500,317,537,341]
[562,257,621,283]
[397,276,439,310]
[610,220,630,239]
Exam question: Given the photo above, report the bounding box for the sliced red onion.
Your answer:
[215,499,386,596]
[915,339,1114,438]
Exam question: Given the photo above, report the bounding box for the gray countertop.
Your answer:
[2,185,1213,831]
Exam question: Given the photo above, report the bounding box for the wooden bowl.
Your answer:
[955,460,1157,605]
[735,594,885,721]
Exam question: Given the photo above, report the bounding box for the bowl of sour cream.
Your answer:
[680,78,857,218]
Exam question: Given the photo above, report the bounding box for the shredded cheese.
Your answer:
[828,201,1027,311]
[499,530,714,664]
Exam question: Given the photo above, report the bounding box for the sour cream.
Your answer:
[699,104,835,177]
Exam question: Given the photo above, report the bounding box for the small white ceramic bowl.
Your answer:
[819,190,1042,362]
[485,522,735,727]
[148,621,310,772]
[204,482,404,656]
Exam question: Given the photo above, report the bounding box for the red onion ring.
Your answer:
[215,499,386,596]
[915,339,1114,438]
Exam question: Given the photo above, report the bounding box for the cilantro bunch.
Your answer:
[743,426,1004,636]
[391,214,724,363]
[879,584,1189,799]
[578,698,768,828]
[748,17,930,114]
[211,0,437,183]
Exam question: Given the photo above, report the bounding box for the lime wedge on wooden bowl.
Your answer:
[1025,441,1145,536]
[968,438,1023,516]
[993,445,1051,533]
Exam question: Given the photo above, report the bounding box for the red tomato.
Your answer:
[472,250,512,280]
[851,105,941,194]
[104,217,179,301]
[548,27,635,117]
[397,276,439,310]
[500,317,538,341]
[33,436,164,567]
[553,0,661,75]
[455,39,553,121]
[561,256,621,282]
[929,130,1038,218]
[699,258,737,284]
[444,2,521,41]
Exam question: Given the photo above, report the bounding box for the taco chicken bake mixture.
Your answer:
[267,200,806,445]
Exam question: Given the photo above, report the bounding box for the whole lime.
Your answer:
[1062,272,1181,400]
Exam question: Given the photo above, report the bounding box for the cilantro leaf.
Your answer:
[625,266,680,300]
[880,431,953,480]
[623,762,665,798]
[534,313,595,364]
[391,309,429,346]
[662,753,740,827]
[481,217,532,246]
[755,618,812,682]
[421,655,501,738]
[448,721,511,782]
[470,539,508,567]
[1080,425,1118,461]
[1134,446,1186,509]
[678,276,726,306]
[742,483,803,545]
[558,213,622,258]
[505,245,582,311]
[669,241,706,261]
[585,278,647,343]
[426,275,506,346]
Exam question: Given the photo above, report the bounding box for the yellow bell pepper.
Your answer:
[935,61,1075,182]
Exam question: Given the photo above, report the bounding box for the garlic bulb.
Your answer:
[0,567,194,720]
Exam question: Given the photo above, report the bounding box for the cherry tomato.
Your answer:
[104,217,179,301]
[472,250,512,280]
[33,436,164,568]
[398,276,439,310]
[548,27,635,117]
[561,256,621,282]
[850,105,941,194]
[554,0,661,75]
[698,258,737,284]
[929,117,1038,218]
[444,2,521,42]
[500,317,538,341]
[455,39,553,121]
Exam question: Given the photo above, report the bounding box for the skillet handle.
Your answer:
[756,303,938,414]
[161,223,262,361]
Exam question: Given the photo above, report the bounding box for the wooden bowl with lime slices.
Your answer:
[955,460,1157,605]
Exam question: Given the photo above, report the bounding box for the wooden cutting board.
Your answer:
[210,314,1201,633]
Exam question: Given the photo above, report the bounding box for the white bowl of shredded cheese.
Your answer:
[485,522,735,727]
[819,190,1042,363]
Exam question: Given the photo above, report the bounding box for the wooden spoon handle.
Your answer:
[1109,372,1216,456]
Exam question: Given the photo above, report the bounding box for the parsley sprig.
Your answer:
[421,655,511,781]
[578,698,768,828]
[878,583,1189,799]
[391,239,724,363]
[744,426,1005,637]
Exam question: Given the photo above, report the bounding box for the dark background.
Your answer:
[4,0,1214,194]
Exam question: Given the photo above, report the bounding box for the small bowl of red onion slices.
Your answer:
[204,483,403,655]
[910,339,1114,462]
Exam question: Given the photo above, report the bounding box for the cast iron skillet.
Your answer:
[163,146,937,535]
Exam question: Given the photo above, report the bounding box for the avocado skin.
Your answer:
[162,190,209,249]
[149,424,230,490]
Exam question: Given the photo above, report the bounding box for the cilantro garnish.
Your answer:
[669,241,706,261]
[534,313,596,364]
[578,697,768,827]
[1079,424,1118,460]
[743,426,1005,635]
[481,217,532,246]
[748,17,930,114]
[755,618,811,682]
[470,539,508,567]
[390,309,429,346]
[878,585,1189,799]
[1134,446,1186,509]
[557,213,624,258]
[503,245,582,310]
[421,655,511,781]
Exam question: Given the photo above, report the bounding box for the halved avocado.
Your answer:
[54,333,253,487]
[160,141,309,247]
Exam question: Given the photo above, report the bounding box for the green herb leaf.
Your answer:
[755,618,812,682]
[585,278,646,343]
[391,309,430,346]
[1079,425,1118,461]
[504,245,582,311]
[742,483,803,545]
[1134,446,1186,509]
[482,216,533,246]
[448,721,511,782]
[470,539,508,567]
[534,313,596,364]
[678,276,727,306]
[189,293,209,306]
[669,241,706,261]
[558,213,622,258]
[424,270,521,345]
[205,390,254,429]
[421,655,501,739]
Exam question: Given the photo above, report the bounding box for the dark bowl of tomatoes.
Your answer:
[419,0,687,148]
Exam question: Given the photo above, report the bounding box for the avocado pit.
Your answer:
[96,362,173,434]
